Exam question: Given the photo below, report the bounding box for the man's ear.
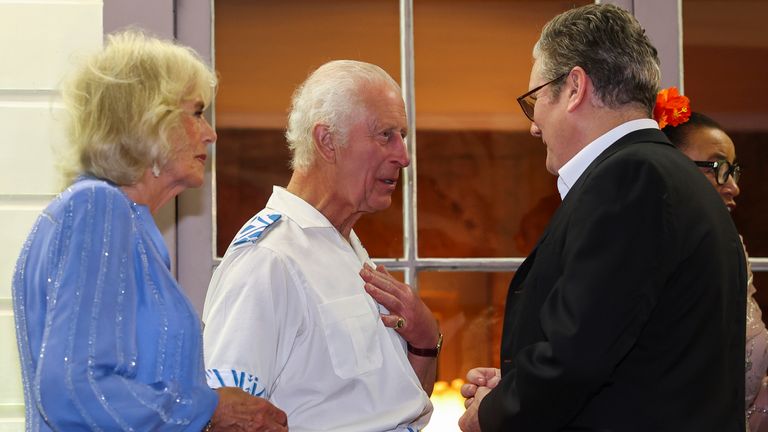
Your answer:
[565,66,590,113]
[313,123,336,163]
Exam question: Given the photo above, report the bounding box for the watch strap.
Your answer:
[407,332,443,357]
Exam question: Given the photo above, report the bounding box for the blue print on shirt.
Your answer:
[205,368,266,397]
[231,212,281,247]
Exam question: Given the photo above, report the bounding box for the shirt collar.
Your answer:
[557,118,659,199]
[267,185,373,265]
[266,186,335,229]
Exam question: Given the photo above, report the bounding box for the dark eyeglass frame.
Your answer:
[694,159,741,185]
[516,72,568,122]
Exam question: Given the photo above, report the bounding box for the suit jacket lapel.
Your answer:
[500,127,674,376]
[509,128,671,295]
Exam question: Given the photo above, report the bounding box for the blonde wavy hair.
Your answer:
[60,29,217,186]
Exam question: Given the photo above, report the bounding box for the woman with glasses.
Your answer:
[661,107,766,432]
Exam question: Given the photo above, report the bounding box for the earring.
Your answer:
[152,161,161,178]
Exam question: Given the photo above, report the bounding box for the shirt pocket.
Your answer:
[317,294,383,379]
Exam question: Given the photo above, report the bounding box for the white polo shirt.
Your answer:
[202,186,432,432]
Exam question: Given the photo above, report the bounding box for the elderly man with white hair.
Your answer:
[202,60,440,432]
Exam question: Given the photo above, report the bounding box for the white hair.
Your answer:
[285,60,401,170]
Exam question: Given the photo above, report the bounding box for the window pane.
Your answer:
[215,129,290,255]
[419,271,512,381]
[754,273,768,312]
[214,0,401,257]
[419,271,512,431]
[416,130,558,257]
[413,0,591,258]
[682,1,768,257]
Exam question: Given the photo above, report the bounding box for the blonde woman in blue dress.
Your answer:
[12,30,287,431]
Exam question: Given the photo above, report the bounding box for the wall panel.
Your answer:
[0,102,66,194]
[0,1,102,90]
[0,203,49,299]
[0,1,103,429]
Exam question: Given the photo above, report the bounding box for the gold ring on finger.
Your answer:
[395,317,405,329]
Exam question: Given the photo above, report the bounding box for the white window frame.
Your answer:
[176,0,768,312]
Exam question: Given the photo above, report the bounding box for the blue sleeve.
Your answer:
[34,185,217,431]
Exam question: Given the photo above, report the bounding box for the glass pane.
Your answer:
[682,1,768,316]
[416,131,558,257]
[215,129,291,256]
[754,272,768,313]
[418,271,512,431]
[214,0,402,257]
[413,0,592,258]
[682,0,768,258]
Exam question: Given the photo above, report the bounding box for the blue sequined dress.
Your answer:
[12,177,217,431]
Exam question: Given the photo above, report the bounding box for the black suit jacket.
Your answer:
[479,128,746,431]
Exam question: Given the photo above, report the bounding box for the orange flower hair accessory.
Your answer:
[653,87,691,128]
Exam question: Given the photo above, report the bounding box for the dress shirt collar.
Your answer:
[557,118,659,199]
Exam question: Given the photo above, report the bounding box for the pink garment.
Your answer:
[744,239,768,432]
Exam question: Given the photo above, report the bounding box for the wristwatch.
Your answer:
[407,332,443,357]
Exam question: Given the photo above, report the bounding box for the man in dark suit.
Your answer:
[458,4,746,431]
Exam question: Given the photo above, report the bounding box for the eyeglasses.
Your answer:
[516,72,568,122]
[694,159,741,185]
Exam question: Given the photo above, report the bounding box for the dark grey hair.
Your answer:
[533,4,661,115]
